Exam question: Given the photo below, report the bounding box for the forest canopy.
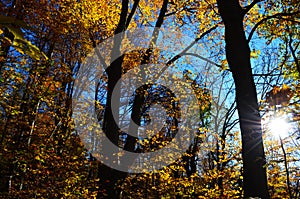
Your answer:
[0,0,299,198]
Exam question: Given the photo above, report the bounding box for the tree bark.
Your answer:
[216,1,269,198]
[97,0,129,198]
[123,0,169,152]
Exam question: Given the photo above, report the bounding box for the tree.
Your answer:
[0,0,108,197]
[1,0,300,198]
[215,1,269,198]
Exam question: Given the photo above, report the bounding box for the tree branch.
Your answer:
[288,35,300,75]
[153,24,219,80]
[125,0,140,29]
[181,52,224,69]
[242,0,263,15]
[280,137,292,199]
[247,11,300,43]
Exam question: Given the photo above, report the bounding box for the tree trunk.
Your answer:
[216,1,269,198]
[97,0,129,197]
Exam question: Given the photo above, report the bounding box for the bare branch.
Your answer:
[280,137,292,199]
[153,24,220,80]
[125,0,140,29]
[253,73,283,77]
[288,35,300,75]
[182,52,224,69]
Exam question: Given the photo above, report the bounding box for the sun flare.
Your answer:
[268,117,290,138]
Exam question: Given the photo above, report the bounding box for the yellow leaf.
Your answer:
[35,155,40,161]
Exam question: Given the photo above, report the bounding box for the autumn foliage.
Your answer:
[0,0,300,198]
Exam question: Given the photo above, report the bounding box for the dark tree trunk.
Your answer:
[97,1,169,197]
[97,0,129,198]
[123,0,168,153]
[216,1,269,198]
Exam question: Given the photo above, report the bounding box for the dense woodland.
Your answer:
[0,0,300,198]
